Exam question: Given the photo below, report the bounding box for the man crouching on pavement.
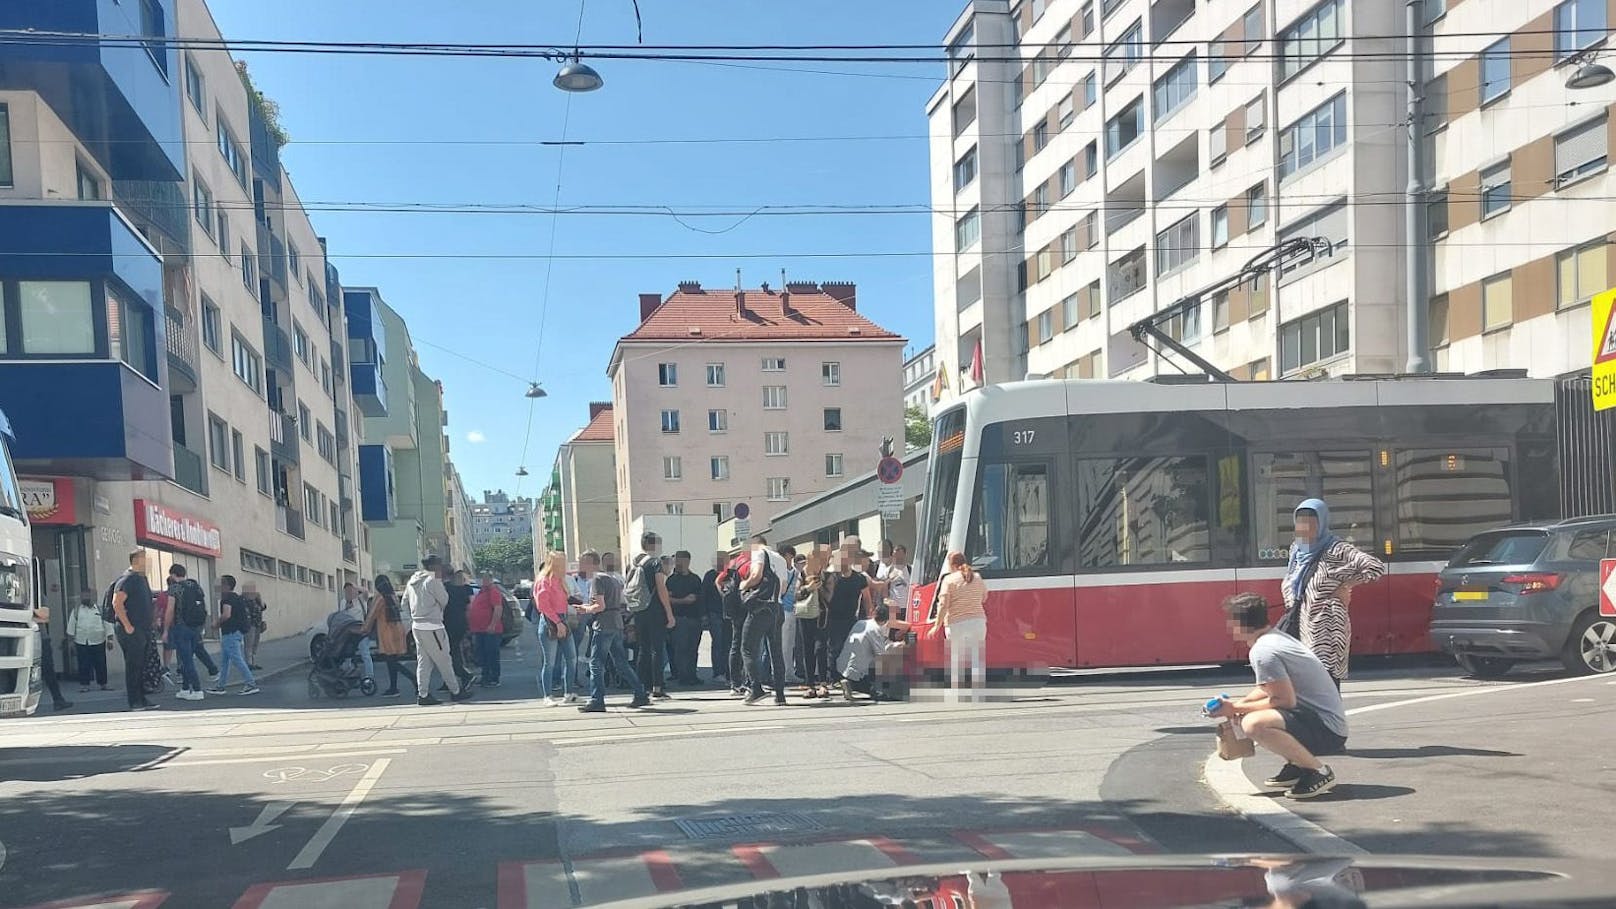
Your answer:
[1210,592,1348,799]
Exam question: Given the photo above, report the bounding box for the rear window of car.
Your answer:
[1448,530,1550,568]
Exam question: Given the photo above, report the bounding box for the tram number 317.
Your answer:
[1012,429,1036,445]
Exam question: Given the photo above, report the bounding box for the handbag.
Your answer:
[795,577,824,620]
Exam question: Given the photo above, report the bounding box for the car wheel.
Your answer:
[1456,654,1515,679]
[1562,611,1616,675]
[309,634,326,663]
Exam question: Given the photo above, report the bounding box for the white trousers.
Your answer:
[945,617,987,699]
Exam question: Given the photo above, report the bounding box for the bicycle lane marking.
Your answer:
[288,758,393,871]
[1202,670,1616,855]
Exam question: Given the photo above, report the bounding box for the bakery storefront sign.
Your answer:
[19,478,75,525]
[134,499,221,558]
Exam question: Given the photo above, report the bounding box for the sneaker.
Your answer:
[1263,763,1306,790]
[774,696,787,706]
[841,679,855,701]
[628,694,651,708]
[79,685,91,693]
[205,687,228,695]
[239,685,261,696]
[1287,765,1338,800]
[417,695,444,706]
[450,688,475,702]
[577,702,606,713]
[99,685,112,691]
[52,700,73,711]
[563,693,580,704]
[744,690,766,705]
[382,688,401,698]
[138,702,160,711]
[652,690,672,701]
[542,697,560,707]
[248,664,263,671]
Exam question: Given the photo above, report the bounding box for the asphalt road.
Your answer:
[0,639,1593,909]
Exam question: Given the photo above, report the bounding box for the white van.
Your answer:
[0,407,39,718]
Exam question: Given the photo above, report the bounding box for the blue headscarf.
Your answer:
[1287,498,1338,603]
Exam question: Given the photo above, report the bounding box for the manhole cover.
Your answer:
[674,812,824,840]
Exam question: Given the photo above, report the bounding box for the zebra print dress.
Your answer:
[1281,539,1386,680]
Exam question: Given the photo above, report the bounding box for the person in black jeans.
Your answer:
[700,553,728,684]
[721,551,750,691]
[443,569,475,690]
[630,531,676,700]
[665,551,705,685]
[110,549,157,711]
[739,535,788,706]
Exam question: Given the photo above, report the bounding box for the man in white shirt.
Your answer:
[740,535,791,706]
[340,582,374,683]
[840,604,908,701]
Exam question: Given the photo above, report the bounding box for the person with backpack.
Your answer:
[208,575,261,696]
[241,584,267,670]
[66,588,113,692]
[167,564,212,701]
[109,549,158,711]
[577,551,650,712]
[626,531,676,701]
[739,535,790,706]
[165,565,219,685]
[719,549,751,691]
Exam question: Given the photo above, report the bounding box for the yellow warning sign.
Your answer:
[1593,286,1616,412]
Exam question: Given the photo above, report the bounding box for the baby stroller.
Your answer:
[307,611,378,699]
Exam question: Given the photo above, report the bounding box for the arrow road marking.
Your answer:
[288,757,391,871]
[230,802,295,845]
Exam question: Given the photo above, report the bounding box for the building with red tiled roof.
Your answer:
[543,401,619,560]
[607,280,906,548]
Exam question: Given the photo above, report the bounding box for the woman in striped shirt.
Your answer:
[936,551,989,701]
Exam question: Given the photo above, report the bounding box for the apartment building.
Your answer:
[469,489,535,548]
[545,403,620,561]
[929,0,1613,401]
[902,344,938,414]
[607,281,905,549]
[0,0,375,651]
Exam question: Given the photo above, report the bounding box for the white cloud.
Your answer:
[466,431,487,444]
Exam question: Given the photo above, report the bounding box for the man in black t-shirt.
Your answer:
[825,551,873,674]
[209,575,260,696]
[110,549,156,711]
[666,551,705,685]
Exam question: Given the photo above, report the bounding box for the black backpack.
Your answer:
[176,580,208,628]
[741,552,781,606]
[98,580,119,625]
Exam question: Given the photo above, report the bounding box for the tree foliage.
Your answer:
[905,405,933,451]
[235,61,289,147]
[473,536,535,582]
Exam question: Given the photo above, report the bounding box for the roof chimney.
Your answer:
[588,401,611,420]
[638,293,663,322]
[822,281,857,311]
[676,280,702,293]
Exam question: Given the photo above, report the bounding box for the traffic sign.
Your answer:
[1601,559,1616,617]
[1591,286,1616,412]
[877,456,904,485]
[734,502,750,520]
[876,484,906,520]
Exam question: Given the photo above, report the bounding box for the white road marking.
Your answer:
[287,758,391,871]
[230,802,295,845]
[263,763,369,784]
[161,748,404,768]
[1343,670,1613,718]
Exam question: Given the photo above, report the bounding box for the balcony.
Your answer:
[263,318,293,370]
[342,540,358,564]
[171,444,206,496]
[334,409,351,451]
[270,411,299,464]
[350,359,387,417]
[259,229,287,288]
[165,307,199,392]
[276,504,305,540]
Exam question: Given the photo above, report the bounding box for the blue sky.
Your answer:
[211,1,960,501]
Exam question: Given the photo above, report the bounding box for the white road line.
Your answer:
[1343,671,1613,718]
[161,748,405,768]
[287,757,392,871]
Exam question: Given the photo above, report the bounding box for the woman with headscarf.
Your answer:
[1282,498,1386,687]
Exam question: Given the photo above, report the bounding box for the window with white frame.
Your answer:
[1279,93,1344,178]
[1480,161,1511,218]
[1279,0,1343,81]
[955,207,981,250]
[658,362,678,386]
[1155,213,1199,276]
[1480,38,1511,103]
[706,362,725,386]
[1208,40,1229,83]
[762,357,786,371]
[201,296,222,354]
[710,456,730,480]
[1247,183,1269,227]
[1482,272,1513,331]
[207,414,229,471]
[826,453,845,477]
[660,409,681,433]
[763,385,787,409]
[663,455,682,480]
[1153,53,1197,122]
[665,503,685,515]
[1037,309,1054,344]
[1060,159,1077,196]
[1555,0,1606,60]
[254,447,271,496]
[1556,240,1607,310]
[954,146,978,192]
[824,407,843,431]
[1277,201,1350,281]
[1211,206,1229,248]
[231,429,245,481]
[1108,246,1147,302]
[708,408,728,432]
[1209,121,1228,163]
[764,431,789,455]
[1554,115,1607,186]
[1058,95,1075,130]
[1103,21,1142,84]
[1062,293,1081,329]
[231,335,262,395]
[1280,301,1350,373]
[767,477,791,501]
[1105,96,1144,158]
[821,361,841,386]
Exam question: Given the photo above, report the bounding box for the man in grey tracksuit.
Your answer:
[406,554,474,707]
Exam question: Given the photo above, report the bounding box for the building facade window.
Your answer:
[764,431,789,455]
[663,455,682,480]
[762,357,785,371]
[231,335,262,395]
[1280,93,1346,178]
[824,407,843,431]
[658,362,678,386]
[18,281,94,355]
[207,414,230,471]
[1482,272,1513,331]
[185,56,205,112]
[1108,247,1147,302]
[1211,205,1230,248]
[1554,115,1608,186]
[1480,38,1511,103]
[201,296,221,353]
[955,207,981,250]
[0,105,11,187]
[1427,189,1449,237]
[1103,21,1142,84]
[1277,201,1350,281]
[954,146,978,191]
[660,409,680,433]
[708,408,728,432]
[1280,301,1350,373]
[231,429,245,481]
[1208,40,1229,84]
[254,447,271,496]
[1059,159,1077,196]
[1556,241,1607,309]
[710,456,730,480]
[1555,0,1607,60]
[825,453,844,477]
[316,424,335,463]
[192,176,214,236]
[1480,161,1511,218]
[1245,96,1266,143]
[821,361,841,386]
[76,159,103,201]
[1105,97,1144,158]
[763,385,787,409]
[298,403,311,442]
[294,325,310,365]
[767,477,791,501]
[1153,53,1198,122]
[1155,214,1200,276]
[1248,183,1269,227]
[1278,0,1343,81]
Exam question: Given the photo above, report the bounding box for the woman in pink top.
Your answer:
[935,551,989,702]
[533,552,577,706]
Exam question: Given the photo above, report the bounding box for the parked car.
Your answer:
[1430,515,1616,678]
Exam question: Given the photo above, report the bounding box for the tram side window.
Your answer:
[922,409,968,584]
[1074,456,1211,568]
[1252,451,1374,561]
[1395,447,1513,557]
[968,462,1052,572]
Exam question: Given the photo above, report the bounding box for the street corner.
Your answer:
[1200,670,1616,860]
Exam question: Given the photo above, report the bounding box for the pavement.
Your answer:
[46,631,314,715]
[0,632,1607,908]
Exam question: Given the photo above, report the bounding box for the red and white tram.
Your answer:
[906,374,1560,674]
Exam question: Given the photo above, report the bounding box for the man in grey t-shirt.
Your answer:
[576,569,648,712]
[1210,592,1349,800]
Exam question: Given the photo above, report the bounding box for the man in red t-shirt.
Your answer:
[469,572,506,688]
